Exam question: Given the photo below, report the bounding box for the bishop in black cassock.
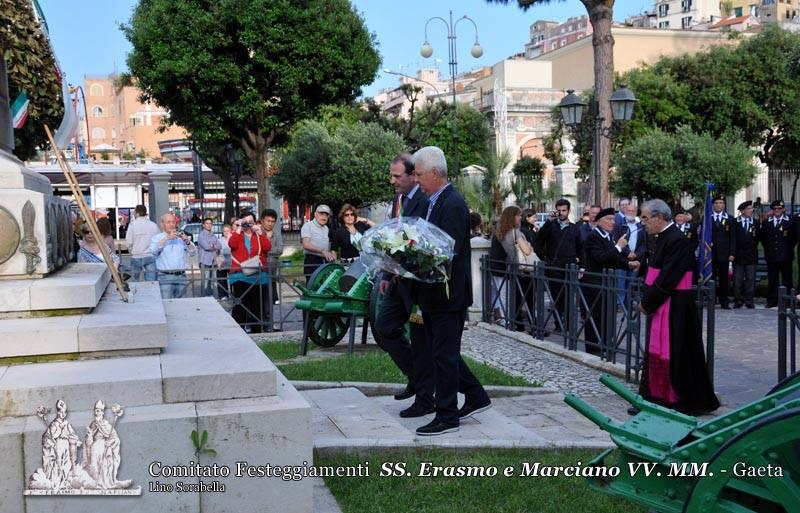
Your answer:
[639,201,719,415]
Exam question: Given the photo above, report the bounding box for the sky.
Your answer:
[38,0,652,98]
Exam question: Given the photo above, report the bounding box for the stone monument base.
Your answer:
[0,297,313,513]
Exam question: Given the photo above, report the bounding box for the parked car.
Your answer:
[180,222,224,242]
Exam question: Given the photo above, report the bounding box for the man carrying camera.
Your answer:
[150,212,196,299]
[534,199,583,333]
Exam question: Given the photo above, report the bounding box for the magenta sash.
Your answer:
[644,267,693,404]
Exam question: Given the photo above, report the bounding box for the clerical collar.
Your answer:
[660,221,674,233]
[593,226,610,240]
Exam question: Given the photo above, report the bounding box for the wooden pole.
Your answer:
[44,125,129,302]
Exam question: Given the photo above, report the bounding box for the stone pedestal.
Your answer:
[554,163,579,222]
[469,237,491,322]
[0,151,73,279]
[0,298,312,513]
[148,170,172,221]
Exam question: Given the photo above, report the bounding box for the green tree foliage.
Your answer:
[324,122,405,208]
[411,102,491,174]
[618,25,800,169]
[510,156,552,208]
[2,0,64,160]
[272,121,404,210]
[124,0,380,207]
[271,121,333,207]
[611,127,758,205]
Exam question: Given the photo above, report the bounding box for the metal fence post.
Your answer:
[778,285,788,382]
[705,279,716,384]
[481,255,490,324]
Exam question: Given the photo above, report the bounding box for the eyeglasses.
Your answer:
[343,212,355,217]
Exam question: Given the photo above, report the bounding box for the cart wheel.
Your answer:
[306,263,345,291]
[307,312,350,347]
[682,407,800,513]
[368,279,410,345]
[766,370,800,398]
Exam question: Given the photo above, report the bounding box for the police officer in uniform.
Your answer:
[732,201,759,309]
[760,200,794,308]
[710,196,734,309]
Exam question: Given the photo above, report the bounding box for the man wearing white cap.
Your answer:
[301,204,335,282]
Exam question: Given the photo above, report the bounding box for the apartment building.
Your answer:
[523,16,593,58]
[82,73,187,159]
[653,0,720,28]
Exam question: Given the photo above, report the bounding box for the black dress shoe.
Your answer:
[746,304,755,309]
[400,403,435,418]
[733,303,743,309]
[720,304,731,310]
[765,303,776,309]
[627,406,640,416]
[416,419,459,436]
[394,384,415,401]
[458,400,492,419]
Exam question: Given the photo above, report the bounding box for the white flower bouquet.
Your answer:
[359,217,454,283]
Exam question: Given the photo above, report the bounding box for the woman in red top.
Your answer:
[227,211,272,333]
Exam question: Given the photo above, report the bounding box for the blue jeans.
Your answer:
[130,256,156,282]
[200,264,216,297]
[158,272,188,299]
[616,268,637,307]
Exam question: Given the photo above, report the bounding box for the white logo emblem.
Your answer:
[24,399,142,496]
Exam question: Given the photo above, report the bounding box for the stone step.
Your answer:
[160,298,277,403]
[0,281,168,358]
[0,297,278,416]
[0,263,110,314]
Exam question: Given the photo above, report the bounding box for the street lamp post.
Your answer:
[225,143,242,217]
[558,86,637,206]
[420,11,483,175]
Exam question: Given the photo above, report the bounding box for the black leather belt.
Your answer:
[159,271,185,275]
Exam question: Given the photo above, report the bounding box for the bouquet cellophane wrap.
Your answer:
[359,217,454,283]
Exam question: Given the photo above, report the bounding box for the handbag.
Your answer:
[233,235,262,276]
[515,230,538,271]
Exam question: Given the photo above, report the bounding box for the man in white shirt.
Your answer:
[125,205,160,281]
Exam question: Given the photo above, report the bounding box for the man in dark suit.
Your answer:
[375,153,434,417]
[732,201,759,309]
[761,200,794,308]
[710,196,735,309]
[411,146,491,436]
[582,208,639,356]
[534,199,583,334]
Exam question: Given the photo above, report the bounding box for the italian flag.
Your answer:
[11,92,29,129]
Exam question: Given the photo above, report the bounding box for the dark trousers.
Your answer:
[231,281,270,333]
[545,265,571,333]
[767,261,793,307]
[422,309,489,425]
[733,263,756,307]
[304,254,325,284]
[217,268,229,298]
[711,259,730,306]
[375,285,434,407]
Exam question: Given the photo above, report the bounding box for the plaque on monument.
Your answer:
[24,400,142,496]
